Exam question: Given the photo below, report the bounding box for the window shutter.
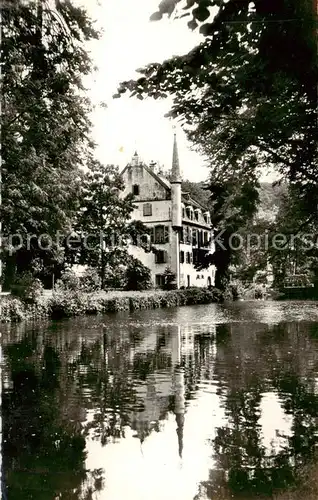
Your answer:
[192,229,197,246]
[164,251,168,263]
[203,231,207,246]
[164,226,169,243]
[143,203,152,216]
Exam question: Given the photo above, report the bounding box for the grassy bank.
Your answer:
[0,287,223,323]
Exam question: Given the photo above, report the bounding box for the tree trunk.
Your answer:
[100,247,105,290]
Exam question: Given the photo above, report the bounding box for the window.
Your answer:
[143,203,152,216]
[198,230,203,247]
[194,210,199,221]
[154,225,164,243]
[192,229,197,246]
[140,234,150,249]
[131,233,138,246]
[133,184,139,195]
[155,250,168,264]
[193,250,198,265]
[203,231,209,246]
[186,252,191,264]
[155,274,165,287]
[204,212,211,224]
[180,227,184,243]
[184,226,190,244]
[180,251,185,264]
[154,225,169,244]
[182,207,185,218]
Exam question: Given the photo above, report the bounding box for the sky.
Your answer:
[75,0,209,181]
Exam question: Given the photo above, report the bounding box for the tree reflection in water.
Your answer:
[2,314,318,499]
[2,325,105,499]
[197,322,318,499]
[2,333,104,499]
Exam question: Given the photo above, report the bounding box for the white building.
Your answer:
[121,134,216,289]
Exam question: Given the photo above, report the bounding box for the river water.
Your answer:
[2,300,318,499]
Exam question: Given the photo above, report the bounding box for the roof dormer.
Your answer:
[203,211,211,225]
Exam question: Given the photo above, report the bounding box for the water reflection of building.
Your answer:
[171,326,185,458]
[128,323,217,458]
[129,325,191,456]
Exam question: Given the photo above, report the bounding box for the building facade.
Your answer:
[121,134,216,289]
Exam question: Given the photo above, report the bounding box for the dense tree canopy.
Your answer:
[76,160,147,288]
[1,0,99,284]
[116,0,317,187]
[115,0,317,287]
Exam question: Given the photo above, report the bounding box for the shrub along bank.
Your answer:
[0,287,224,323]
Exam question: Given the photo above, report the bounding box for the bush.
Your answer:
[124,258,152,291]
[1,297,26,322]
[1,284,225,323]
[48,290,88,319]
[104,297,130,312]
[10,272,44,304]
[80,267,101,292]
[55,268,80,291]
[102,263,126,289]
[162,267,177,290]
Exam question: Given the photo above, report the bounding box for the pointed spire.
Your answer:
[174,365,185,459]
[171,328,185,459]
[176,412,185,458]
[171,130,181,182]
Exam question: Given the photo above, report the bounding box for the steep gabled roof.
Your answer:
[121,162,171,192]
[144,163,171,190]
[182,192,209,212]
[121,160,210,212]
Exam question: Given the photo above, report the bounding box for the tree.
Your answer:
[114,0,317,288]
[182,179,211,208]
[115,0,317,191]
[76,161,147,289]
[192,171,260,289]
[125,257,152,291]
[1,0,99,286]
[267,185,318,288]
[162,266,177,290]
